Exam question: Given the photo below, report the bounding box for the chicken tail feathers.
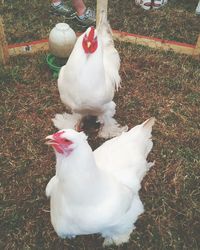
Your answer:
[141,117,155,158]
[97,10,113,43]
[127,117,155,159]
[142,117,156,131]
[97,10,121,91]
[97,10,108,30]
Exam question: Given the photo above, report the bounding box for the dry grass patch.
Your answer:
[1,43,199,249]
[1,0,200,44]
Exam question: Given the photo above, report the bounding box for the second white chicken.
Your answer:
[53,12,127,138]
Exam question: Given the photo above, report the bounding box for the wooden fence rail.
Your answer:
[0,15,199,65]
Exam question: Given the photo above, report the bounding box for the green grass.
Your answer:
[1,0,200,44]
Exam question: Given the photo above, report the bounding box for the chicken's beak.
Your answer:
[87,41,91,48]
[45,135,55,145]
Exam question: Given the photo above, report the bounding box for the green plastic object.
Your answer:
[46,53,66,78]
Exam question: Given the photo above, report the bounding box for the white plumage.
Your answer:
[46,117,155,246]
[53,11,127,138]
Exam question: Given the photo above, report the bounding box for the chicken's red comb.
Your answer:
[88,26,95,41]
[53,131,65,139]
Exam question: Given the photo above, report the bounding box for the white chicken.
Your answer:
[52,11,127,138]
[45,117,155,246]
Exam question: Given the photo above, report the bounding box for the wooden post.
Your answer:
[193,34,200,58]
[0,17,9,64]
[96,0,108,27]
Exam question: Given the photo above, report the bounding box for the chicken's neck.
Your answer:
[54,145,113,204]
[55,147,98,179]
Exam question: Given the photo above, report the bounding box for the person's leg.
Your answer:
[51,0,76,18]
[72,0,95,26]
[72,0,86,16]
[51,0,95,27]
[52,0,62,6]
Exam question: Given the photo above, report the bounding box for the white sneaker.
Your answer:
[195,1,200,15]
[135,0,167,11]
[153,0,168,10]
[136,0,152,10]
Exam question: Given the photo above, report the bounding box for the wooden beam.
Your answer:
[96,0,108,27]
[0,17,9,64]
[8,39,49,56]
[113,30,197,56]
[193,34,200,58]
[6,31,199,58]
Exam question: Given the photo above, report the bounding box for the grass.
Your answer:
[1,1,200,249]
[1,43,200,249]
[1,0,200,44]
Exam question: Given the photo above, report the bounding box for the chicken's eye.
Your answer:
[63,138,72,145]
